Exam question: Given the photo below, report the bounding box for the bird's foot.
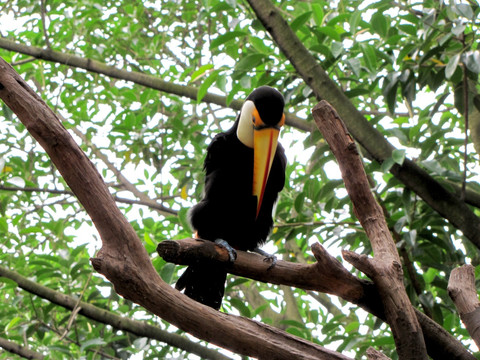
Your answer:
[253,247,277,270]
[215,239,237,262]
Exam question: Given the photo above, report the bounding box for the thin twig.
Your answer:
[40,0,51,49]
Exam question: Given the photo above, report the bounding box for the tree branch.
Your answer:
[0,38,311,132]
[0,56,352,360]
[0,336,44,360]
[366,347,392,360]
[68,126,177,216]
[312,101,427,359]
[0,265,231,360]
[448,265,480,348]
[245,0,480,250]
[0,185,177,214]
[157,238,475,360]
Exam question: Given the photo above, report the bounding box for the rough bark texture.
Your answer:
[245,0,480,250]
[0,56,355,360]
[312,101,427,359]
[158,238,475,359]
[366,347,392,360]
[158,238,381,312]
[448,265,480,348]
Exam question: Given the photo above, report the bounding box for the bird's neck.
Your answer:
[236,100,255,148]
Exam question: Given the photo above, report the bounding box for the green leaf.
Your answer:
[230,298,251,317]
[191,64,214,83]
[290,11,312,31]
[210,31,247,48]
[465,51,480,74]
[371,12,388,38]
[349,11,362,34]
[197,70,219,102]
[454,4,474,19]
[361,44,377,71]
[311,4,324,26]
[294,192,305,213]
[445,54,460,79]
[160,263,175,284]
[144,232,156,253]
[316,26,341,41]
[331,41,343,58]
[234,53,266,71]
[80,338,106,352]
[5,317,22,332]
[392,149,405,165]
[346,58,361,77]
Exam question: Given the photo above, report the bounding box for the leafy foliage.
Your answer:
[1,0,480,358]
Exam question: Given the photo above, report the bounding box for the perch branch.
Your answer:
[448,265,480,348]
[158,238,475,360]
[312,101,427,359]
[0,56,353,360]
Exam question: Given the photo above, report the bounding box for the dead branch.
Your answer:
[312,101,427,359]
[448,265,480,348]
[0,56,353,360]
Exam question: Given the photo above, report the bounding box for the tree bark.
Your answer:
[158,238,475,360]
[0,337,44,360]
[0,56,353,360]
[366,347,392,360]
[245,0,480,251]
[312,101,427,359]
[448,265,480,348]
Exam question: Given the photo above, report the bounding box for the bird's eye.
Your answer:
[252,116,256,124]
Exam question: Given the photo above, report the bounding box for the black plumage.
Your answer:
[175,86,287,309]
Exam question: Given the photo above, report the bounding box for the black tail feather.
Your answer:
[175,262,227,310]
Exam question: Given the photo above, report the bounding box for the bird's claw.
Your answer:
[253,247,277,270]
[215,239,237,262]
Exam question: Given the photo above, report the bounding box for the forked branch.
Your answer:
[0,56,351,360]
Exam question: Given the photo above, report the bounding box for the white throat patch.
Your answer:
[237,100,255,148]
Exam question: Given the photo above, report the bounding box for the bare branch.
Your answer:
[312,101,427,359]
[0,185,177,214]
[448,265,480,348]
[158,238,475,360]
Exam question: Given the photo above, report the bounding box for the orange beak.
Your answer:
[252,126,280,219]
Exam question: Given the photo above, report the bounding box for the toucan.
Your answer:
[175,86,287,310]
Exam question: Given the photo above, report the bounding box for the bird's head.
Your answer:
[237,86,285,218]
